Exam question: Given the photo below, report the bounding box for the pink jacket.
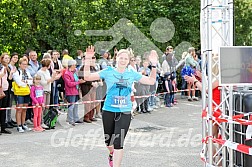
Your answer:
[64,69,80,96]
[30,85,44,105]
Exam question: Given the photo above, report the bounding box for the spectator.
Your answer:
[94,60,103,119]
[37,59,61,129]
[98,49,110,70]
[98,50,110,109]
[177,52,188,99]
[64,60,85,126]
[30,75,45,132]
[76,50,84,70]
[0,53,12,134]
[164,72,175,107]
[135,56,142,71]
[26,50,41,124]
[79,56,98,123]
[51,50,63,107]
[112,47,118,67]
[12,58,33,133]
[27,50,40,77]
[22,54,29,62]
[161,46,174,62]
[161,56,171,75]
[137,59,151,113]
[184,47,199,101]
[62,49,73,68]
[127,55,138,116]
[6,52,19,128]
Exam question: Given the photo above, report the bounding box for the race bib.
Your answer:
[111,96,128,108]
[35,89,43,98]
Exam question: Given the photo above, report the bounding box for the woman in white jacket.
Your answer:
[12,58,33,133]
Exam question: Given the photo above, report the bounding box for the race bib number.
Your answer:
[35,90,43,98]
[111,96,128,108]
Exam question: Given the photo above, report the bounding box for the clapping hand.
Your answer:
[79,79,86,83]
[11,67,16,74]
[98,81,103,86]
[92,82,98,88]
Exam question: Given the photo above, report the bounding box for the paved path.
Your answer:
[0,97,203,167]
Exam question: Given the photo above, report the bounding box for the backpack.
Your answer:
[43,108,58,129]
[57,76,65,92]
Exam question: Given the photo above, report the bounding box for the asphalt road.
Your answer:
[0,96,203,167]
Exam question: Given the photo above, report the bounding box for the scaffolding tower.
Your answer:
[200,0,234,166]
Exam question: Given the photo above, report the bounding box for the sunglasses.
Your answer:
[130,59,135,62]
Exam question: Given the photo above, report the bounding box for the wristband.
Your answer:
[151,66,157,68]
[194,80,198,85]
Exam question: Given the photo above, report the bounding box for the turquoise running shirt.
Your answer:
[98,66,142,112]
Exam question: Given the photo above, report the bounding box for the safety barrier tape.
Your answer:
[201,136,252,166]
[0,88,199,111]
[202,109,252,125]
[202,136,252,155]
[200,138,214,167]
[134,88,199,99]
[0,99,104,111]
[200,142,216,167]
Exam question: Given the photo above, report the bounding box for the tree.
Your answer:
[0,0,251,57]
[235,0,252,46]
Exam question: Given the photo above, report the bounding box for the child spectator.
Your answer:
[30,75,45,132]
[164,72,174,107]
[37,59,61,129]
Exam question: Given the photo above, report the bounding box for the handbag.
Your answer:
[12,81,30,96]
[0,78,6,99]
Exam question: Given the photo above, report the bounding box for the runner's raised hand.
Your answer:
[149,50,158,66]
[85,45,95,66]
[85,45,95,59]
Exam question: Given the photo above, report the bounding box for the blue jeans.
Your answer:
[149,92,156,107]
[53,81,59,106]
[149,81,158,107]
[66,95,79,123]
[181,78,187,96]
[16,95,30,105]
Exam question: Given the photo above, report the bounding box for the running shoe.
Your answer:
[108,152,113,167]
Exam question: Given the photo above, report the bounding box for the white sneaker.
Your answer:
[153,105,158,109]
[95,114,102,119]
[17,126,24,133]
[192,96,199,101]
[41,123,49,129]
[148,107,153,111]
[188,97,192,101]
[22,124,31,131]
[25,119,33,125]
